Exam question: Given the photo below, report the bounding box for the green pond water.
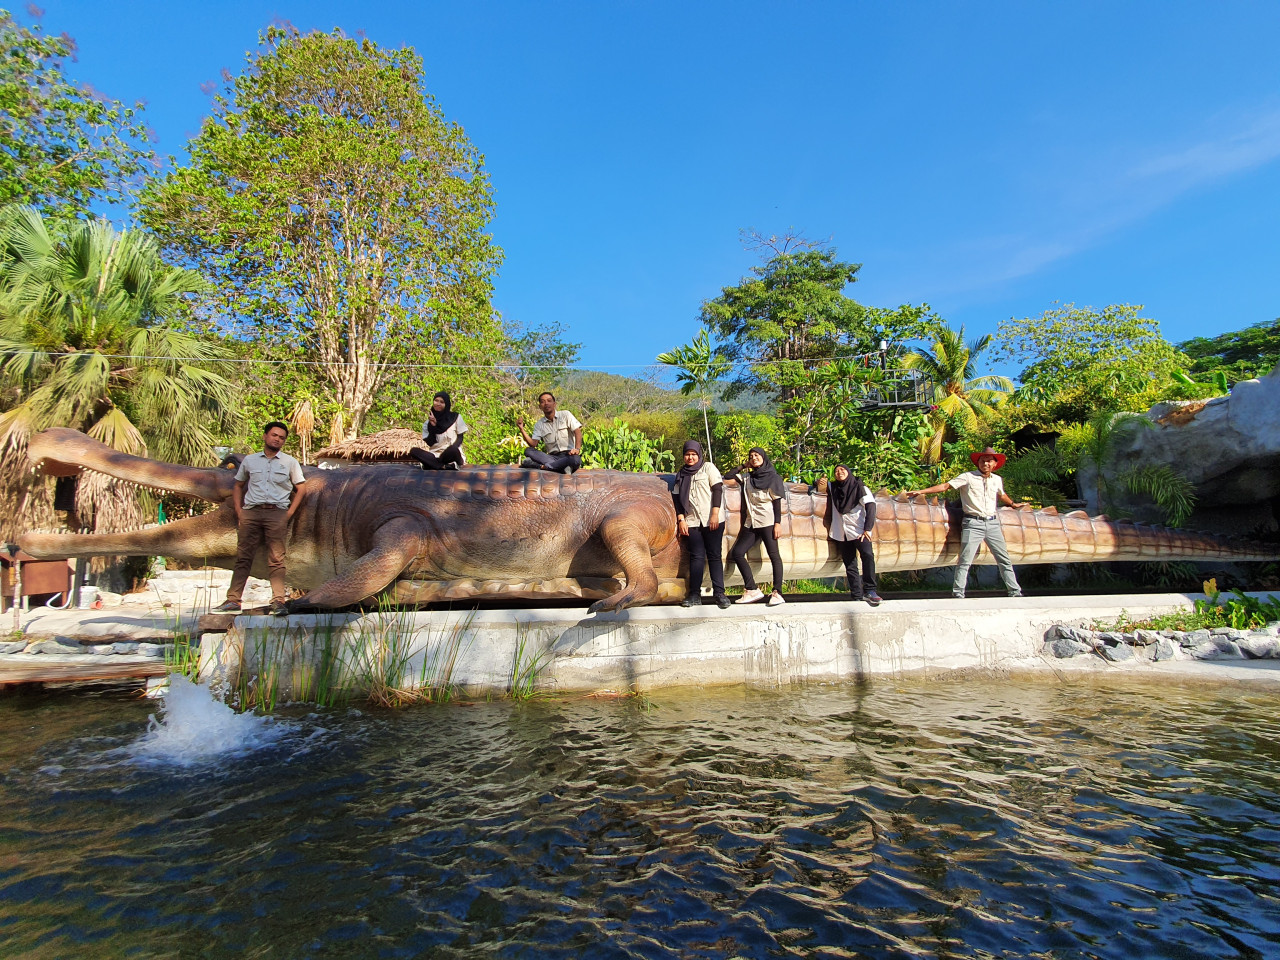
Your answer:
[0,674,1277,959]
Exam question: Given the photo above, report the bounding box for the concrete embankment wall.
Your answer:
[198,594,1216,697]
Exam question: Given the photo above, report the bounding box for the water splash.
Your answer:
[131,674,283,765]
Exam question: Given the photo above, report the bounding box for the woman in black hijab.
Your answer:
[725,447,787,606]
[672,439,731,608]
[824,465,881,605]
[409,391,468,470]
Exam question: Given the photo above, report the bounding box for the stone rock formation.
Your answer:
[1085,365,1280,536]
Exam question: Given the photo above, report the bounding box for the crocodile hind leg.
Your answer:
[287,518,424,611]
[587,514,664,613]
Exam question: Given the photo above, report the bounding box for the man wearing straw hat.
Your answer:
[903,446,1025,599]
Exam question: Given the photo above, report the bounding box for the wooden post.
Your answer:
[6,545,20,632]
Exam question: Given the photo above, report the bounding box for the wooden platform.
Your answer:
[0,657,169,687]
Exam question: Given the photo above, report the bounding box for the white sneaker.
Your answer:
[734,588,765,605]
[767,591,786,607]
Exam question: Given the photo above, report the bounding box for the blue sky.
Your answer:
[34,1,1280,378]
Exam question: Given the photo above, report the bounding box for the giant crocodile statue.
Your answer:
[17,428,1278,611]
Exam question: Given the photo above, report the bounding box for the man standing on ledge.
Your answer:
[517,392,583,474]
[214,421,306,615]
[903,446,1024,599]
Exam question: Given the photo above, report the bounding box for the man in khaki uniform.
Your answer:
[517,392,583,474]
[904,446,1024,599]
[214,421,306,615]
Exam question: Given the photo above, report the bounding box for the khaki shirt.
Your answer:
[743,482,778,529]
[828,487,877,540]
[948,471,1004,518]
[236,451,305,509]
[421,415,469,464]
[531,410,582,454]
[680,462,726,527]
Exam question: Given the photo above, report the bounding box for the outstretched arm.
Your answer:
[903,482,950,497]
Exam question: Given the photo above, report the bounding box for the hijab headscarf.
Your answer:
[828,465,866,515]
[426,391,458,443]
[745,447,786,498]
[676,439,705,515]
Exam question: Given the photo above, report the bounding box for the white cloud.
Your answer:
[915,105,1280,298]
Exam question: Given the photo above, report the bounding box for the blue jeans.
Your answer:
[954,517,1022,598]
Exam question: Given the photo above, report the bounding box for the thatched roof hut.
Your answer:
[314,429,421,463]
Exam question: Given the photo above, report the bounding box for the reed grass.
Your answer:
[230,599,479,712]
[508,620,554,701]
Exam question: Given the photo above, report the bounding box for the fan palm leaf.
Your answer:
[0,204,234,539]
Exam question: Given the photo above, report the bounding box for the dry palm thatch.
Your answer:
[289,398,316,465]
[314,429,422,462]
[327,409,347,449]
[0,412,57,543]
[74,469,150,573]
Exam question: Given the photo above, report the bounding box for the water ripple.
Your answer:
[0,677,1278,958]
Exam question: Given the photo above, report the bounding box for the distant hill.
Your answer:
[546,369,772,419]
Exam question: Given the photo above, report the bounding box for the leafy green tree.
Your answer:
[992,303,1186,424]
[0,8,154,215]
[698,232,935,401]
[903,324,1013,463]
[1178,319,1280,385]
[0,205,234,537]
[141,26,503,439]
[656,329,731,458]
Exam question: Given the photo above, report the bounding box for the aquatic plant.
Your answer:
[414,608,475,704]
[508,620,554,701]
[164,633,199,682]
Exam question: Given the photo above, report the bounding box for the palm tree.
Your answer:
[0,205,234,536]
[656,329,731,459]
[903,324,1014,463]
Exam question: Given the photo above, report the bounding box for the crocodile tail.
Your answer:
[739,484,1280,578]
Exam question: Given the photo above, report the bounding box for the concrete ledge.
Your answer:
[198,592,1242,697]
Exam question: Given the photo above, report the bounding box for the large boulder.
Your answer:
[1082,365,1280,536]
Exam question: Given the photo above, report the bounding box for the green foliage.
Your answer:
[141,26,503,438]
[713,411,779,467]
[1055,410,1197,525]
[997,443,1074,509]
[626,410,697,456]
[1179,319,1280,385]
[0,205,235,466]
[1120,464,1197,528]
[508,620,554,701]
[993,303,1187,424]
[698,232,936,401]
[1195,580,1280,630]
[0,9,154,215]
[581,418,675,472]
[504,320,582,391]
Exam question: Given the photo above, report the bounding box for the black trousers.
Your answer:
[410,445,463,470]
[837,537,877,598]
[523,447,582,473]
[728,526,784,593]
[684,524,726,598]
